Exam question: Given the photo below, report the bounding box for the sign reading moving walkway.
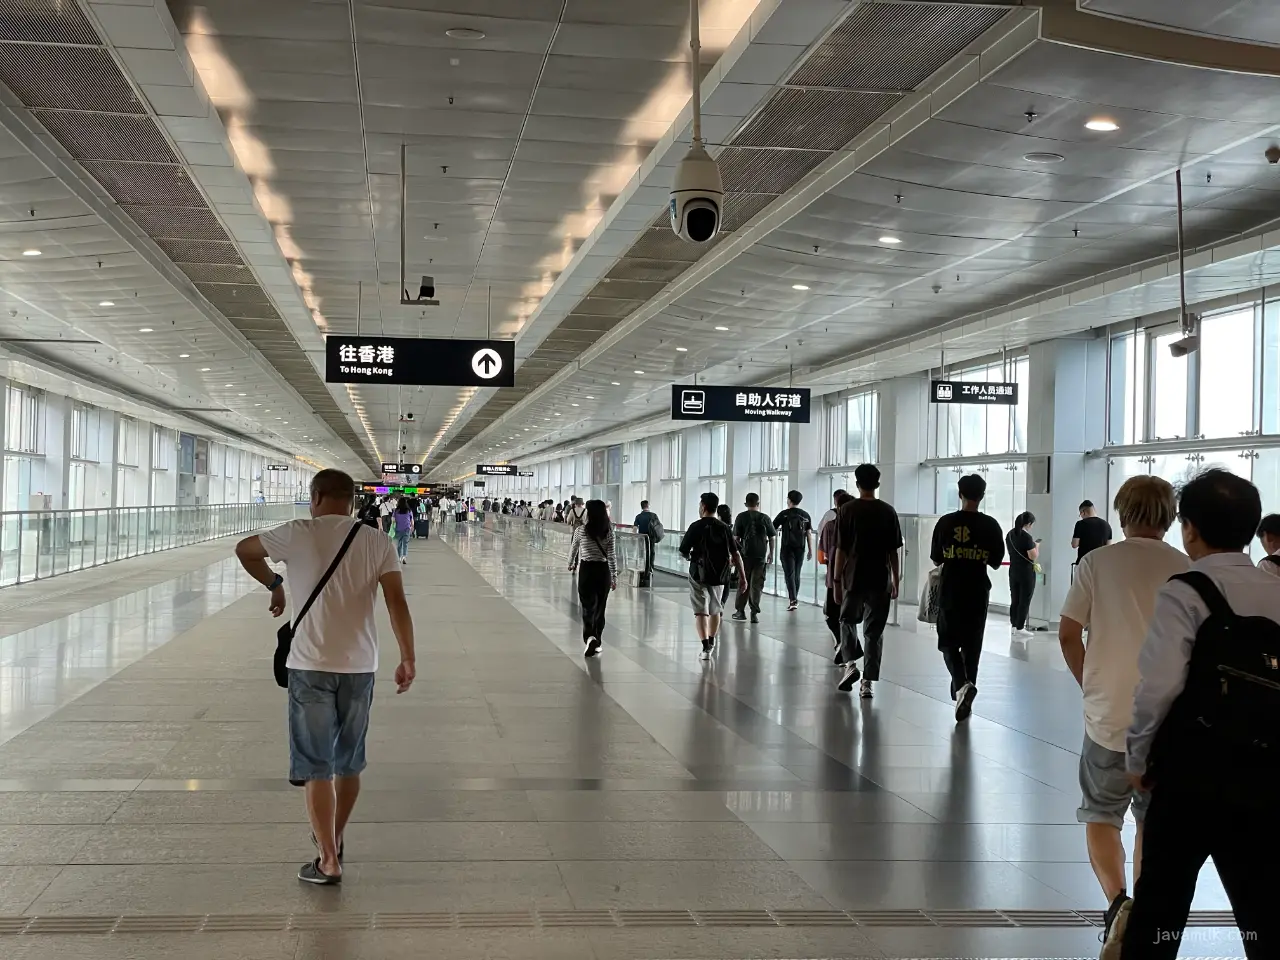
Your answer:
[476,464,518,476]
[380,462,423,475]
[325,335,515,388]
[670,385,811,423]
[931,380,1019,405]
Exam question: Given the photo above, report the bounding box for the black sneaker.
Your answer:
[954,683,977,722]
[1100,892,1131,959]
[585,636,602,658]
[749,614,759,624]
[787,601,798,612]
[834,649,845,667]
[700,638,714,661]
[837,662,860,692]
[730,612,747,622]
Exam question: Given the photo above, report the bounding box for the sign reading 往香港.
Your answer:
[670,385,811,423]
[325,336,515,388]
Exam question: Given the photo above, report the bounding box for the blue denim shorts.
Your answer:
[287,670,375,782]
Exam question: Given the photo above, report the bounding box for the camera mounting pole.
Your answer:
[689,0,702,148]
[400,143,440,306]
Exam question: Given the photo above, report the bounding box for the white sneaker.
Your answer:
[584,636,601,658]
[955,682,977,722]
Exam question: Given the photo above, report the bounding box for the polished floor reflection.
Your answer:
[0,523,1247,959]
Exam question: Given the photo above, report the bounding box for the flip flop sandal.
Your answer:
[310,832,344,862]
[297,859,341,885]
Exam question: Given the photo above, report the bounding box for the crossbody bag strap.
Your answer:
[292,521,363,632]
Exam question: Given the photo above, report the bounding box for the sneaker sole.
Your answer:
[955,684,977,722]
[1100,898,1132,960]
[860,686,873,699]
[584,638,602,658]
[837,669,859,692]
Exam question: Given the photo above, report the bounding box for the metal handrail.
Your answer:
[0,501,296,589]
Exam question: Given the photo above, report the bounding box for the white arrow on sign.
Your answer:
[471,348,502,380]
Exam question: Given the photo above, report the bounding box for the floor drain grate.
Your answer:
[0,908,1244,936]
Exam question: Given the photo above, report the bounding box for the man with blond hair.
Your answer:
[1058,476,1188,958]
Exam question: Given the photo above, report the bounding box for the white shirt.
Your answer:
[379,500,393,517]
[1060,537,1190,753]
[567,504,587,528]
[1127,552,1280,775]
[1258,555,1280,578]
[260,515,401,674]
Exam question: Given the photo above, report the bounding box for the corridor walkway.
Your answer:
[0,522,1247,959]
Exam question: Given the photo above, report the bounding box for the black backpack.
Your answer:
[778,510,808,551]
[692,520,734,586]
[738,512,771,561]
[1149,571,1280,791]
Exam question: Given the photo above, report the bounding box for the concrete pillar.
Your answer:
[877,374,933,514]
[1026,336,1109,624]
[727,422,750,513]
[788,419,819,506]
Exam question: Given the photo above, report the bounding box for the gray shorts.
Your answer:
[1077,734,1150,828]
[689,579,724,617]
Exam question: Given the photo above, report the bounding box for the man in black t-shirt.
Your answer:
[832,464,902,698]
[930,473,1005,722]
[731,493,775,623]
[1072,500,1113,563]
[773,491,813,611]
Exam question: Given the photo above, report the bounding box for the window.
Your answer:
[1108,331,1146,445]
[935,358,1028,458]
[624,440,649,510]
[1198,307,1256,440]
[824,398,847,466]
[4,385,42,454]
[846,392,878,465]
[658,432,682,480]
[701,424,726,477]
[152,426,173,470]
[118,418,142,467]
[749,421,789,474]
[1149,329,1189,439]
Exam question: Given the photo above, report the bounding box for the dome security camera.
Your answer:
[670,144,723,243]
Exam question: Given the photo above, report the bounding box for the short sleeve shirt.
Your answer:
[1073,516,1113,562]
[259,515,400,674]
[930,510,1005,609]
[835,498,903,596]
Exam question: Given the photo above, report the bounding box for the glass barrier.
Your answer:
[0,502,296,589]
[482,515,649,577]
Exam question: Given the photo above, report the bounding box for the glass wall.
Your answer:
[933,357,1029,458]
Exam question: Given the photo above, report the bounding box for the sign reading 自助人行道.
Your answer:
[476,464,518,476]
[930,380,1019,405]
[670,385,811,423]
[324,336,515,388]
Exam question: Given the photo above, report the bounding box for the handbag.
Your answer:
[274,521,363,688]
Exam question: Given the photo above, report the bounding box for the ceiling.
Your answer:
[424,0,1280,475]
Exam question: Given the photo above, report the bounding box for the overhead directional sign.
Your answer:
[931,380,1019,405]
[476,464,518,476]
[325,336,515,388]
[266,464,290,472]
[671,385,811,423]
[518,471,534,477]
[381,462,423,475]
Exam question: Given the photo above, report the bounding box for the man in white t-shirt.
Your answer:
[235,469,416,887]
[1058,475,1188,957]
[567,497,587,530]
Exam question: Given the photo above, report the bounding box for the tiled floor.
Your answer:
[0,522,1251,959]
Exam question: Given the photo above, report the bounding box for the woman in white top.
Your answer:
[568,499,617,659]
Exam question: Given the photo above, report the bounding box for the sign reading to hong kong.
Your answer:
[931,380,1019,405]
[670,385,811,423]
[325,336,516,388]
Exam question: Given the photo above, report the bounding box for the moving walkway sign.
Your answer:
[476,464,518,476]
[381,462,423,475]
[931,380,1019,405]
[670,384,810,423]
[325,335,516,388]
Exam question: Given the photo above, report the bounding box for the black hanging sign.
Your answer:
[670,385,811,423]
[325,336,515,388]
[931,380,1019,405]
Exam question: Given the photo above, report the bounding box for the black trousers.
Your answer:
[823,587,842,647]
[1122,785,1277,958]
[840,590,891,680]
[1008,566,1035,630]
[779,547,804,603]
[938,602,987,698]
[577,561,612,643]
[735,560,767,615]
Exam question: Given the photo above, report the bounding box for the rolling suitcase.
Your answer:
[415,517,430,538]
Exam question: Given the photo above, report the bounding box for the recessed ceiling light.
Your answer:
[676,346,688,353]
[792,284,810,291]
[99,300,114,307]
[714,326,729,332]
[879,236,902,244]
[138,327,154,333]
[225,383,233,387]
[446,27,485,39]
[634,370,644,375]
[571,403,579,407]
[1023,152,1065,164]
[239,393,247,397]
[22,249,40,257]
[611,381,621,386]
[201,367,211,372]
[178,353,190,358]
[1085,118,1119,132]
[585,396,594,400]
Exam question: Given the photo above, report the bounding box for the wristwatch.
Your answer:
[267,574,284,591]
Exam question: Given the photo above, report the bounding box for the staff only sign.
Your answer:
[931,380,1019,405]
[671,385,811,423]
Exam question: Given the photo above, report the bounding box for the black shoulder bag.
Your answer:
[274,521,364,688]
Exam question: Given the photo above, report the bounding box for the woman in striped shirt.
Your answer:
[568,499,617,658]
